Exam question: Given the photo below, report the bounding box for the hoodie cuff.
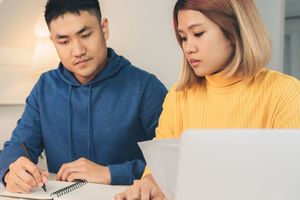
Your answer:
[108,164,134,185]
[0,169,9,186]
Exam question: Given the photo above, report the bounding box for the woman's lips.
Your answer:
[189,59,201,67]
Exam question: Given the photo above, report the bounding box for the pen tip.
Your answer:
[42,184,47,192]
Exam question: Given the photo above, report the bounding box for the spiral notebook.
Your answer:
[0,180,87,200]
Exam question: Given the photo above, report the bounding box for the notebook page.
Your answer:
[0,180,75,200]
[0,181,128,200]
[57,182,128,200]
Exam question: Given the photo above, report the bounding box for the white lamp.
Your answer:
[31,14,59,72]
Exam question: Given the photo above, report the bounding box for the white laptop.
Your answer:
[175,129,300,200]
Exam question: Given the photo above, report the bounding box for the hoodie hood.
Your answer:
[55,48,131,161]
[58,48,130,86]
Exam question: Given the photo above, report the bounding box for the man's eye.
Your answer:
[82,33,92,38]
[58,41,69,45]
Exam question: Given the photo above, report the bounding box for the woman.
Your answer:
[115,0,300,199]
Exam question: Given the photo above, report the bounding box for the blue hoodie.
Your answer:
[0,48,167,185]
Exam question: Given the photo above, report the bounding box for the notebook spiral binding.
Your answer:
[50,180,88,198]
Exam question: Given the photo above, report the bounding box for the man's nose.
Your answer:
[72,41,86,57]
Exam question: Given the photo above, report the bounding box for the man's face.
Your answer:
[49,11,109,84]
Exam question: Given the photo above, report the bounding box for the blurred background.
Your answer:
[0,0,299,151]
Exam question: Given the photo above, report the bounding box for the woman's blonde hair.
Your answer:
[173,0,272,90]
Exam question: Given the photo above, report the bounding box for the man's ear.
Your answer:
[100,18,109,41]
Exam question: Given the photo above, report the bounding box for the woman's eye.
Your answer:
[180,36,187,42]
[195,32,204,37]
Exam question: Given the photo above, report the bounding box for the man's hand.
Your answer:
[56,157,111,184]
[114,174,165,200]
[4,157,49,193]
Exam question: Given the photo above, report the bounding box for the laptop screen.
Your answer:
[176,129,300,200]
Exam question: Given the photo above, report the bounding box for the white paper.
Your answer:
[0,180,128,200]
[138,139,180,200]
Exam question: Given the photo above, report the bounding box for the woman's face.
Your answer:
[177,9,234,77]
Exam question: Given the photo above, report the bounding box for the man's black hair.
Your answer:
[45,0,102,26]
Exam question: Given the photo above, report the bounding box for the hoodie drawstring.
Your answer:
[88,85,93,159]
[68,85,74,161]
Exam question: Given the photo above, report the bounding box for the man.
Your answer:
[0,0,167,193]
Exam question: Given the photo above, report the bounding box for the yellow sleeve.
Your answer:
[273,78,300,128]
[142,165,151,177]
[155,85,177,139]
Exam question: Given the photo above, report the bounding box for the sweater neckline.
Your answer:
[205,71,244,89]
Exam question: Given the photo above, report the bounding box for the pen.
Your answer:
[21,142,47,192]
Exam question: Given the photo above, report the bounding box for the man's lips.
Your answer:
[74,58,91,65]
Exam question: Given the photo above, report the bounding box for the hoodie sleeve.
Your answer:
[107,75,167,185]
[108,159,146,185]
[138,75,168,139]
[0,80,44,184]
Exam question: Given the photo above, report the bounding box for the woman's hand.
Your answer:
[115,174,165,200]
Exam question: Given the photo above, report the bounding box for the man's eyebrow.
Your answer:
[56,34,68,40]
[76,26,91,35]
[56,26,91,39]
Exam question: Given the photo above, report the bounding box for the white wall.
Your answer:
[101,0,181,89]
[0,105,24,147]
[285,18,300,79]
[256,0,286,71]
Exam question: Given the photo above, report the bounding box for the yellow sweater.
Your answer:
[143,68,300,175]
[156,68,300,139]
